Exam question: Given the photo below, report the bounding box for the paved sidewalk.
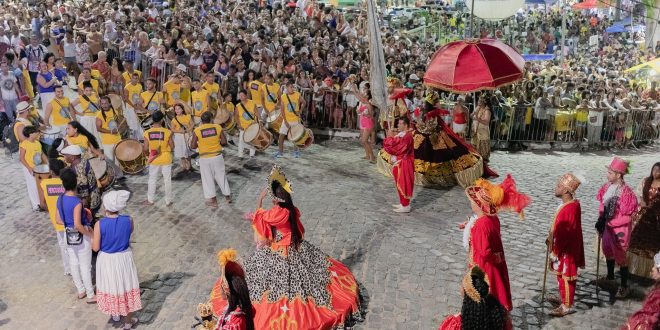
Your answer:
[0,141,657,329]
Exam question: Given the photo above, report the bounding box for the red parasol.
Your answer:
[423,38,525,93]
[572,0,612,10]
[389,88,413,100]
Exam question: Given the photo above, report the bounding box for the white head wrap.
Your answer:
[103,190,130,213]
[655,252,660,269]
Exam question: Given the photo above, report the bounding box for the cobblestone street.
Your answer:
[0,140,657,330]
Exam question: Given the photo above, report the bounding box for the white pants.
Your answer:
[102,144,117,162]
[66,235,94,298]
[148,164,172,203]
[56,231,71,275]
[237,130,256,157]
[39,91,55,119]
[22,166,40,209]
[124,105,143,140]
[200,154,231,199]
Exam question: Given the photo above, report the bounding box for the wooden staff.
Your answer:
[595,236,601,301]
[541,241,550,310]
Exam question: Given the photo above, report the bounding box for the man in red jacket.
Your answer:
[547,173,585,317]
[383,117,414,213]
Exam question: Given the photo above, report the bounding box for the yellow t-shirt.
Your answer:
[91,69,102,80]
[124,82,144,107]
[141,91,164,112]
[20,139,44,168]
[576,109,589,123]
[236,100,257,130]
[194,123,223,158]
[96,110,122,145]
[202,82,220,100]
[13,119,32,141]
[191,89,210,117]
[143,127,173,165]
[79,94,100,116]
[78,79,100,95]
[170,114,193,132]
[122,70,142,85]
[66,134,91,154]
[163,81,182,106]
[40,177,65,232]
[260,83,281,112]
[248,80,264,106]
[49,97,73,126]
[281,91,301,122]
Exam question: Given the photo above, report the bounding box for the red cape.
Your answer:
[383,131,415,199]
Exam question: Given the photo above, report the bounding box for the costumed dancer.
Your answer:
[377,90,497,188]
[383,116,414,213]
[546,173,585,317]
[438,266,511,330]
[620,252,660,330]
[627,162,660,278]
[381,77,410,129]
[596,157,638,299]
[462,175,531,312]
[204,249,255,330]
[208,166,363,329]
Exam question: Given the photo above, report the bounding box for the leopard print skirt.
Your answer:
[244,240,333,308]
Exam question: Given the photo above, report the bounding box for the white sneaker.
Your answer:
[393,205,411,213]
[392,204,402,208]
[112,315,121,322]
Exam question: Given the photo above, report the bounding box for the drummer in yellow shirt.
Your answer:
[247,73,264,111]
[190,111,231,208]
[162,74,182,107]
[95,96,123,161]
[202,73,221,111]
[274,79,305,158]
[140,78,165,113]
[39,159,71,275]
[19,126,47,211]
[121,60,142,84]
[259,73,281,122]
[123,73,145,139]
[44,85,75,134]
[191,79,211,124]
[234,90,258,158]
[142,111,174,206]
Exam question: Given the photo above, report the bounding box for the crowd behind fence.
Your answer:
[112,50,659,150]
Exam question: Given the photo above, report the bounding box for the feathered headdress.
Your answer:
[268,165,293,203]
[465,174,531,219]
[217,248,245,280]
[387,77,402,89]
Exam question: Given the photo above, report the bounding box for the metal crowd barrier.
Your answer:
[472,104,659,149]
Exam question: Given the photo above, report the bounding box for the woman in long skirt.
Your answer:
[93,190,142,329]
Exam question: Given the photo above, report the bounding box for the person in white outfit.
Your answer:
[18,125,46,211]
[142,111,174,206]
[55,167,96,304]
[190,111,232,209]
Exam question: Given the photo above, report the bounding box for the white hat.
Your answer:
[103,190,130,213]
[176,64,187,72]
[60,145,82,156]
[409,74,420,81]
[655,251,660,269]
[16,101,32,113]
[162,1,169,6]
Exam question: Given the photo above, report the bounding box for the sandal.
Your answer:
[142,200,154,206]
[123,317,138,330]
[205,201,218,209]
[225,196,232,204]
[86,295,97,304]
[77,292,86,299]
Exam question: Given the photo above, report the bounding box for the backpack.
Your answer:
[3,120,19,154]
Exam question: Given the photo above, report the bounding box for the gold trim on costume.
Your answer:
[413,134,425,149]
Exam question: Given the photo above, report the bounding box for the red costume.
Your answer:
[215,307,254,330]
[438,314,513,330]
[549,200,585,308]
[468,214,512,311]
[383,130,415,207]
[621,283,660,330]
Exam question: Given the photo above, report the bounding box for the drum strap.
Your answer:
[285,93,298,116]
[53,97,71,119]
[238,103,255,121]
[266,85,277,103]
[145,91,158,110]
[82,94,99,113]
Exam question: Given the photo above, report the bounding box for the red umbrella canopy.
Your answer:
[423,38,525,93]
[571,0,612,10]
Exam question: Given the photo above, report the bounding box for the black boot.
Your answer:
[606,259,615,280]
[617,267,630,298]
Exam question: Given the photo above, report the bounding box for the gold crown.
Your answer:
[268,165,293,202]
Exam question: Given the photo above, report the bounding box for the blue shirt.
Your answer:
[99,215,132,253]
[54,68,67,83]
[56,195,90,228]
[37,72,56,93]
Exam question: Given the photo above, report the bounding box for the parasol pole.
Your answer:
[469,0,475,38]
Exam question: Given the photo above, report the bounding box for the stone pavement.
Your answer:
[0,140,657,330]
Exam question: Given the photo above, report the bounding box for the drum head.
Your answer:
[115,139,144,161]
[267,110,281,122]
[88,158,107,179]
[215,109,230,124]
[141,116,154,129]
[33,164,50,174]
[287,123,304,140]
[243,123,260,141]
